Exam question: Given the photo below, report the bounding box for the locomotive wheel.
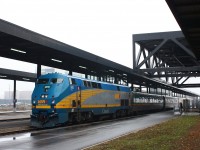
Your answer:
[86,112,93,121]
[111,112,117,119]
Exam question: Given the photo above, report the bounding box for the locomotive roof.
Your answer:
[39,73,130,88]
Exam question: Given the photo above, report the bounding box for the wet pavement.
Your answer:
[0,111,175,150]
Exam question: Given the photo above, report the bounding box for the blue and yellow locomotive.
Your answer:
[31,73,131,128]
[31,73,178,128]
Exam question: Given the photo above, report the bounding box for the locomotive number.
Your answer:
[38,100,47,104]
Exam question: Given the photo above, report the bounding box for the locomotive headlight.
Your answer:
[45,94,48,98]
[33,100,36,104]
[41,94,48,98]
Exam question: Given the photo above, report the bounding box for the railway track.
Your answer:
[0,119,32,136]
[0,113,150,136]
[0,126,33,136]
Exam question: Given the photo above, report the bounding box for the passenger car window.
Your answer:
[91,82,98,88]
[87,82,91,87]
[98,83,102,89]
[117,86,120,91]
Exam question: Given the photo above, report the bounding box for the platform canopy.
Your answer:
[0,68,36,82]
[0,19,198,97]
[166,0,200,60]
[133,31,200,88]
[0,19,131,79]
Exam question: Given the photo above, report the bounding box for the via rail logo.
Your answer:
[102,108,109,113]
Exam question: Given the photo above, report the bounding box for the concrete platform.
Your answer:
[0,111,175,150]
[0,111,30,121]
[0,110,199,121]
[182,112,200,116]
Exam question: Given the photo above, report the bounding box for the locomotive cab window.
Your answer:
[69,78,76,85]
[83,80,88,87]
[37,78,49,84]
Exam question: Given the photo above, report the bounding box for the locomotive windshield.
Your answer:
[37,78,49,84]
[50,78,64,84]
[37,78,64,84]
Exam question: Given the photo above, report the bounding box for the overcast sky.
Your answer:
[0,0,180,68]
[0,0,199,95]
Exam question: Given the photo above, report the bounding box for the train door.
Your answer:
[69,78,81,108]
[69,78,82,122]
[76,86,81,108]
[120,99,129,106]
[163,96,166,110]
[129,92,134,106]
[76,85,82,122]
